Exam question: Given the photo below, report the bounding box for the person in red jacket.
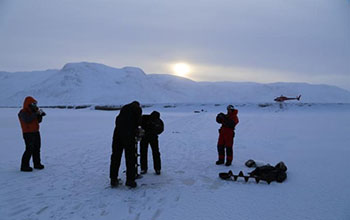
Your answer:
[216,104,239,166]
[18,96,46,172]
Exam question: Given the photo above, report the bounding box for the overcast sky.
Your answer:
[1,0,349,90]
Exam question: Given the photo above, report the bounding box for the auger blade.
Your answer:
[219,172,231,180]
[255,177,260,183]
[244,176,249,182]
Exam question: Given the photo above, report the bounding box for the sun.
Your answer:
[173,63,191,77]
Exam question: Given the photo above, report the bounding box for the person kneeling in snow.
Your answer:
[216,105,239,166]
[18,96,46,172]
[140,111,164,175]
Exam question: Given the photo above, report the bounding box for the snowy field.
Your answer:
[0,103,349,220]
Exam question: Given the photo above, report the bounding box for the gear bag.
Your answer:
[249,162,287,183]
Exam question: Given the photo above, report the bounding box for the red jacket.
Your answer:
[229,109,239,128]
[18,96,40,133]
[218,109,239,130]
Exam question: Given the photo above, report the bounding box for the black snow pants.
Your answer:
[110,138,136,183]
[140,135,161,172]
[21,132,42,168]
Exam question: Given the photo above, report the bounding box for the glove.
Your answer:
[136,127,145,140]
[216,113,225,124]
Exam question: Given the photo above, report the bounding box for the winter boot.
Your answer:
[155,170,161,175]
[225,161,232,166]
[216,160,224,165]
[125,181,137,188]
[21,167,33,172]
[34,164,45,170]
[110,179,118,187]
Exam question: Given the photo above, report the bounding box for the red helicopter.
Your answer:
[274,95,301,102]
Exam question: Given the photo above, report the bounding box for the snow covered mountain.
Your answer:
[1,62,350,106]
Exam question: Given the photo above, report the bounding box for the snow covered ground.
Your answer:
[0,103,349,220]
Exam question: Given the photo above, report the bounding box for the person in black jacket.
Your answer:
[109,101,142,188]
[140,111,164,175]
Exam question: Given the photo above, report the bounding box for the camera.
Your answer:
[29,102,46,116]
[39,109,46,117]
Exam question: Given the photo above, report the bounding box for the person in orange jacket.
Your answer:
[18,96,46,172]
[216,104,239,166]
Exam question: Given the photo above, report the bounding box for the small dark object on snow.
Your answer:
[219,161,288,184]
[249,162,287,183]
[245,159,256,168]
[274,161,287,172]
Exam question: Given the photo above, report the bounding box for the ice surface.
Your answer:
[0,103,349,220]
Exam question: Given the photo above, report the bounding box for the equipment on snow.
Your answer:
[245,159,256,168]
[134,137,142,179]
[134,127,144,179]
[219,170,265,183]
[219,161,288,184]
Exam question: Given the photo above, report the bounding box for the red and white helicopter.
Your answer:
[274,95,301,102]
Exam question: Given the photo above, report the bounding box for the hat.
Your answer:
[227,104,234,110]
[151,111,160,119]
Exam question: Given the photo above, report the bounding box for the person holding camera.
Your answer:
[18,96,46,172]
[110,101,142,188]
[140,111,164,175]
[216,104,239,166]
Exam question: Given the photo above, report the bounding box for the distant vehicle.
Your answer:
[274,95,301,102]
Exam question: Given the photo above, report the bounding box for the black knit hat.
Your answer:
[227,104,234,110]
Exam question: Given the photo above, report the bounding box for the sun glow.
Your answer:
[173,63,191,77]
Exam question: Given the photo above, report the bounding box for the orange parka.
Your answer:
[217,109,239,148]
[18,96,41,133]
